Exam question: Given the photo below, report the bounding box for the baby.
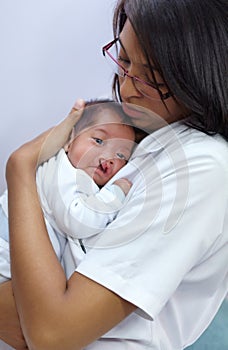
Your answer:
[0,99,138,281]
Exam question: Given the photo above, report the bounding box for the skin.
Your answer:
[1,21,186,350]
[66,109,135,187]
[0,282,27,350]
[118,20,187,131]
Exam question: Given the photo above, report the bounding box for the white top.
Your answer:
[62,122,228,349]
[36,148,126,239]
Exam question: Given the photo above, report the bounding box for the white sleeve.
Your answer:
[0,191,65,281]
[0,239,10,282]
[36,149,126,240]
[0,201,10,281]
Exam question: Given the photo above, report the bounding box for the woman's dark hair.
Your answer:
[113,0,228,140]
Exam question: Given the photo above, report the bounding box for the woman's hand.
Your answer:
[0,282,28,350]
[6,99,84,197]
[6,99,85,180]
[37,99,85,165]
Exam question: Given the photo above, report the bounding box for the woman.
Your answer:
[0,0,227,349]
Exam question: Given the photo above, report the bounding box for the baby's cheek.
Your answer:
[114,160,126,174]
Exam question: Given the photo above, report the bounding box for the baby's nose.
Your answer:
[99,158,114,168]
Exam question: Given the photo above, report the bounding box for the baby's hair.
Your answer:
[73,98,148,143]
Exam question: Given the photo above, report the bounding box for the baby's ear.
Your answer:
[64,129,75,151]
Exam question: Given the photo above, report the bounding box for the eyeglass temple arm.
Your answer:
[102,38,119,56]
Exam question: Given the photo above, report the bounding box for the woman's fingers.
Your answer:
[37,99,85,165]
[37,98,85,163]
[69,98,85,114]
[6,100,85,179]
[39,106,85,165]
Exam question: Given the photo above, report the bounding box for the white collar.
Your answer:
[131,121,189,158]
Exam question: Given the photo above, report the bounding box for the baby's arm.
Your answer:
[51,175,132,240]
[0,197,11,282]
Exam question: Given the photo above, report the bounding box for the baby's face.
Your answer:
[66,110,135,186]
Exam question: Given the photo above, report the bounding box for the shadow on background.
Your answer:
[185,299,228,350]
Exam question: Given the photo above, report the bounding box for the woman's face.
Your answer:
[118,20,186,131]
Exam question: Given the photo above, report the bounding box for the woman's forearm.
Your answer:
[0,281,27,349]
[7,153,68,348]
[7,106,84,328]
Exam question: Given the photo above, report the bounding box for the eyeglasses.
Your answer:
[102,38,172,101]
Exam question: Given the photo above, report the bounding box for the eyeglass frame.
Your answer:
[102,38,172,101]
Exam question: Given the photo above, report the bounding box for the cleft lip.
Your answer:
[99,160,108,174]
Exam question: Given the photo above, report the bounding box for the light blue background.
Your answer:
[0,0,114,193]
[186,299,228,350]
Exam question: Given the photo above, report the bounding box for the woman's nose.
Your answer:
[119,75,141,101]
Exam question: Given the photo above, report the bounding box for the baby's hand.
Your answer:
[114,178,132,196]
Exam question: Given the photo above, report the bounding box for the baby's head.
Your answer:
[65,100,136,187]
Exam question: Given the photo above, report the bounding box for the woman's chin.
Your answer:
[122,102,166,133]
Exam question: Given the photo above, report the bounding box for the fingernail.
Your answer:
[73,99,84,109]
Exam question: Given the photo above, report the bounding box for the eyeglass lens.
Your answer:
[104,40,163,99]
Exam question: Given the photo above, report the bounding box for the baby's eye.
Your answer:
[116,153,127,161]
[93,138,104,145]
